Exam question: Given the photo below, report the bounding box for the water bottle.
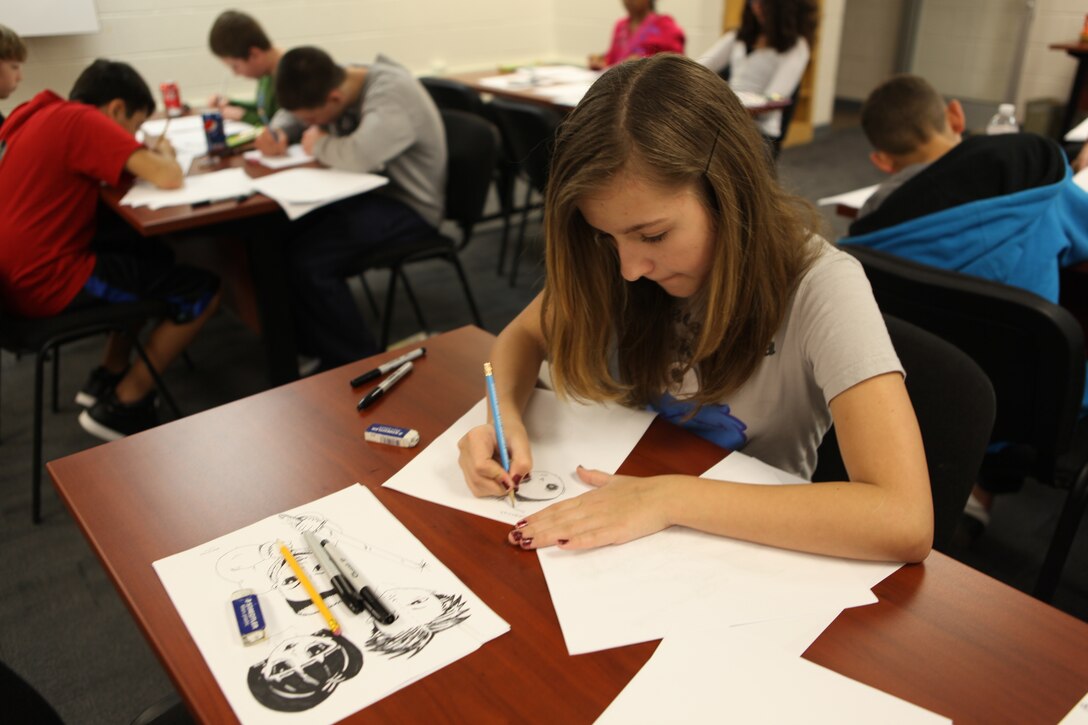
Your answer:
[986,103,1019,135]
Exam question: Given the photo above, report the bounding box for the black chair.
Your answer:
[356,109,497,349]
[0,658,63,724]
[841,244,1088,601]
[0,300,181,522]
[813,315,996,553]
[419,76,485,115]
[486,96,561,286]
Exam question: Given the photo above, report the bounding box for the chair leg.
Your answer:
[359,273,382,320]
[50,345,60,413]
[33,351,46,524]
[1033,464,1088,601]
[181,350,196,371]
[379,268,400,351]
[129,339,181,420]
[445,253,485,328]
[396,267,429,332]
[496,168,517,275]
[509,185,534,288]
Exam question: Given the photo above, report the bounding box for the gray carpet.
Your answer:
[1,124,1084,723]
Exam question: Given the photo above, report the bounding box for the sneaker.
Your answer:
[78,391,159,441]
[75,366,126,408]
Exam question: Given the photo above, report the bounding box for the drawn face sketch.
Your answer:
[265,545,341,615]
[247,629,363,712]
[365,588,470,659]
[515,470,564,502]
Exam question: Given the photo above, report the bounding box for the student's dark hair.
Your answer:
[208,10,271,59]
[861,74,947,155]
[275,46,346,110]
[738,0,818,53]
[69,59,155,117]
[542,54,821,408]
[0,24,27,62]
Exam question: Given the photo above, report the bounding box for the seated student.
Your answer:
[0,24,27,127]
[843,73,1088,533]
[844,74,1088,307]
[207,10,281,125]
[255,47,445,370]
[589,0,685,71]
[0,59,221,440]
[696,0,817,141]
[456,55,932,563]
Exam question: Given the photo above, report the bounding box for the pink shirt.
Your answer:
[604,12,686,66]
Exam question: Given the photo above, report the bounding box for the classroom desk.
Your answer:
[446,68,793,116]
[47,325,1088,723]
[1050,41,1088,135]
[100,156,299,387]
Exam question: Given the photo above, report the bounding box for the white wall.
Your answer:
[835,0,904,102]
[1018,0,1086,111]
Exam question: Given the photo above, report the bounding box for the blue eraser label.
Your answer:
[232,592,265,635]
[365,423,420,447]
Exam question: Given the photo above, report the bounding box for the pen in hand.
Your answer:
[484,362,515,507]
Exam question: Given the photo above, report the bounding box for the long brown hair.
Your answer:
[738,0,818,53]
[542,54,820,408]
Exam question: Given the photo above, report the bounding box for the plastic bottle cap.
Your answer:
[998,103,1015,115]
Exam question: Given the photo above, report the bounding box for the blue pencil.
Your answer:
[483,362,515,507]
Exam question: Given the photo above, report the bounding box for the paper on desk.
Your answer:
[1060,690,1088,724]
[119,167,255,209]
[382,389,657,525]
[536,452,888,655]
[139,116,256,157]
[478,64,600,92]
[595,624,950,725]
[250,167,388,220]
[817,184,880,210]
[734,89,770,108]
[1075,167,1088,193]
[1066,116,1088,143]
[153,484,508,725]
[243,144,315,169]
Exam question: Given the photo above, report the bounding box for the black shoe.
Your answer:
[75,366,126,408]
[78,391,159,441]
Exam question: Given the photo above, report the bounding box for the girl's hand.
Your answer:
[508,466,673,550]
[458,418,533,498]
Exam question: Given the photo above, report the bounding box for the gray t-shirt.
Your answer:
[856,162,931,220]
[272,54,447,227]
[659,238,903,479]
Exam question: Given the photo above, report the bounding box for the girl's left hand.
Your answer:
[508,466,674,550]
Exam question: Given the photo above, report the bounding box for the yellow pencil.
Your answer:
[277,540,342,636]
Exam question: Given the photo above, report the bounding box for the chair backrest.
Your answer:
[485,96,561,193]
[440,109,500,236]
[842,244,1086,476]
[812,315,996,552]
[420,77,485,115]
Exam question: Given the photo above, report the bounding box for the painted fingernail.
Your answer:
[519,537,533,548]
[515,520,527,529]
[558,539,569,545]
[513,474,523,485]
[510,530,522,542]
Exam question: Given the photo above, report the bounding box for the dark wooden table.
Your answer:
[47,326,1088,723]
[101,155,300,386]
[446,68,792,116]
[1050,41,1088,135]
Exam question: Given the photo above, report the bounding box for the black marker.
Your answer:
[350,347,426,387]
[357,361,413,410]
[302,532,362,614]
[322,540,397,625]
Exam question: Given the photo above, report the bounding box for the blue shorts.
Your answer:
[65,235,219,324]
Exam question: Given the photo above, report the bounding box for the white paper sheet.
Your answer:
[154,484,508,725]
[119,167,256,209]
[1060,690,1088,724]
[477,65,601,92]
[139,116,256,158]
[1075,167,1088,192]
[382,389,658,525]
[244,144,316,169]
[817,183,880,210]
[595,624,950,724]
[249,167,388,220]
[536,452,894,655]
[1065,116,1088,143]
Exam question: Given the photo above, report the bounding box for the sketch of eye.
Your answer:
[515,470,564,501]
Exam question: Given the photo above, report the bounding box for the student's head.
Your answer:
[275,46,347,125]
[861,74,965,173]
[739,0,818,53]
[208,10,274,78]
[542,54,820,408]
[0,24,27,99]
[69,59,155,135]
[622,0,654,15]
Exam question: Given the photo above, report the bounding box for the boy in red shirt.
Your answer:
[0,24,27,127]
[0,59,221,440]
